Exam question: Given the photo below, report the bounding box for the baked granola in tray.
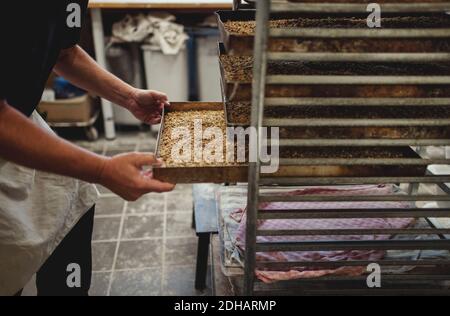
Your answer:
[226,101,450,124]
[217,10,450,55]
[219,52,450,102]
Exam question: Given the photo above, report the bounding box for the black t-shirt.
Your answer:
[0,1,88,116]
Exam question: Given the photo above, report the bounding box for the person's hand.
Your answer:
[126,88,170,125]
[98,152,175,201]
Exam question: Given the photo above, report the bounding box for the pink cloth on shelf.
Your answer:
[233,185,414,283]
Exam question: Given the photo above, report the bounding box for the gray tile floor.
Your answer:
[87,132,210,296]
[23,131,211,296]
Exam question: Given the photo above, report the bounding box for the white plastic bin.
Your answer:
[107,44,142,126]
[141,45,189,102]
[196,32,222,101]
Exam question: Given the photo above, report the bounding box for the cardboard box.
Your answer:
[38,94,93,123]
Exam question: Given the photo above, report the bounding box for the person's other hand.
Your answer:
[98,152,175,201]
[127,88,170,125]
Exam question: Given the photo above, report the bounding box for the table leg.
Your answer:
[192,209,196,230]
[195,233,211,291]
[90,8,116,140]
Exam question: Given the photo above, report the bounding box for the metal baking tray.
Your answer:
[218,44,450,102]
[286,0,450,2]
[153,102,247,184]
[224,102,450,140]
[152,103,428,184]
[275,1,450,13]
[224,101,450,138]
[216,10,450,55]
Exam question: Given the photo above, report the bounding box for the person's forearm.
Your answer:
[0,101,107,183]
[53,45,135,109]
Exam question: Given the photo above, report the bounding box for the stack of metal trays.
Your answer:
[225,1,450,296]
[215,8,450,181]
[217,11,450,130]
[152,8,450,184]
[218,43,450,140]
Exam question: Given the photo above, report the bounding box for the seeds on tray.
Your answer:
[227,101,450,126]
[224,15,450,35]
[280,147,417,159]
[159,110,242,168]
[220,55,450,82]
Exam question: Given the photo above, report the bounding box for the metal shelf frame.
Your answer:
[234,0,450,13]
[271,1,450,13]
[243,0,450,296]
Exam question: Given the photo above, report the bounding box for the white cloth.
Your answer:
[111,13,188,55]
[145,14,189,55]
[112,14,153,43]
[0,111,99,296]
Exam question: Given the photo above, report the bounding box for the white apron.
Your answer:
[0,111,99,296]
